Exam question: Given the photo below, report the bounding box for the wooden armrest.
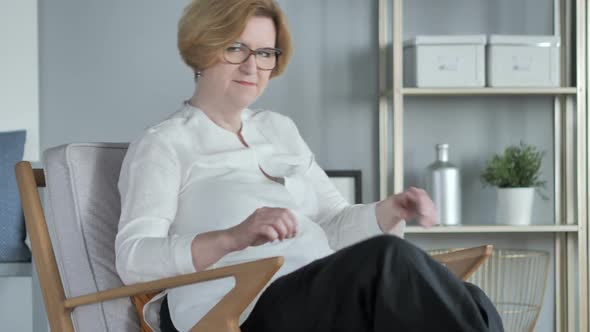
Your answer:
[64,257,283,332]
[431,245,493,281]
[62,246,489,331]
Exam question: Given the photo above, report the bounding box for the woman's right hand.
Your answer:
[228,207,298,251]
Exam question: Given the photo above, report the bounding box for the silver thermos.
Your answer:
[426,144,461,225]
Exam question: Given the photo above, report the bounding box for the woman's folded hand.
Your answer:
[228,207,299,251]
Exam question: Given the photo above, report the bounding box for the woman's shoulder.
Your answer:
[146,105,202,137]
[128,105,203,155]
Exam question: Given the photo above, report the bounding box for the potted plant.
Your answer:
[480,142,546,225]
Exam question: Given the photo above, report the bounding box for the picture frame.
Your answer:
[325,170,362,204]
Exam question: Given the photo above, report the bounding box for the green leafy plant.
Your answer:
[481,142,546,189]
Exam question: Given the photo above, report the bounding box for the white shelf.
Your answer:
[0,262,32,277]
[381,87,578,97]
[405,224,579,234]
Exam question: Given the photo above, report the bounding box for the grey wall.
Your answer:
[39,1,194,146]
[39,0,380,203]
[404,0,553,37]
[38,0,568,331]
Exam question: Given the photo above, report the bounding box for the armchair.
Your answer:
[15,143,492,332]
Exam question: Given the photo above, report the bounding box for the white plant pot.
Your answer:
[496,187,535,225]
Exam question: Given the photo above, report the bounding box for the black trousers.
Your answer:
[161,235,504,332]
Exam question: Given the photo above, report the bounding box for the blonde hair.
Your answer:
[178,0,292,78]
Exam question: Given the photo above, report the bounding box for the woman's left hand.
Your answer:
[376,187,438,233]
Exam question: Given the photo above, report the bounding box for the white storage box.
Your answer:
[487,35,561,87]
[403,35,486,87]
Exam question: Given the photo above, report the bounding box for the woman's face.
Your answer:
[198,16,277,111]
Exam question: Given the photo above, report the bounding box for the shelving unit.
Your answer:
[405,224,579,234]
[378,0,588,331]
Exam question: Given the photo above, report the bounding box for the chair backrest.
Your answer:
[41,143,138,331]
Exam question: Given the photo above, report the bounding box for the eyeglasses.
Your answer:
[224,42,282,71]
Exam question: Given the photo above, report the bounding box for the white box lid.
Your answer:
[488,34,561,47]
[403,35,487,47]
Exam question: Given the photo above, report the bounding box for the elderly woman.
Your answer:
[115,0,503,331]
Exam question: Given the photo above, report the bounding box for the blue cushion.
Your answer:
[0,130,31,262]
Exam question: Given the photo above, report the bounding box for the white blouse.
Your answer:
[115,103,405,331]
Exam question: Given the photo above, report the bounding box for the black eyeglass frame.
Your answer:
[223,42,283,71]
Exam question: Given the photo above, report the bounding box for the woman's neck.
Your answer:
[189,96,243,133]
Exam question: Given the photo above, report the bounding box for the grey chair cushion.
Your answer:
[0,130,31,262]
[43,143,140,332]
